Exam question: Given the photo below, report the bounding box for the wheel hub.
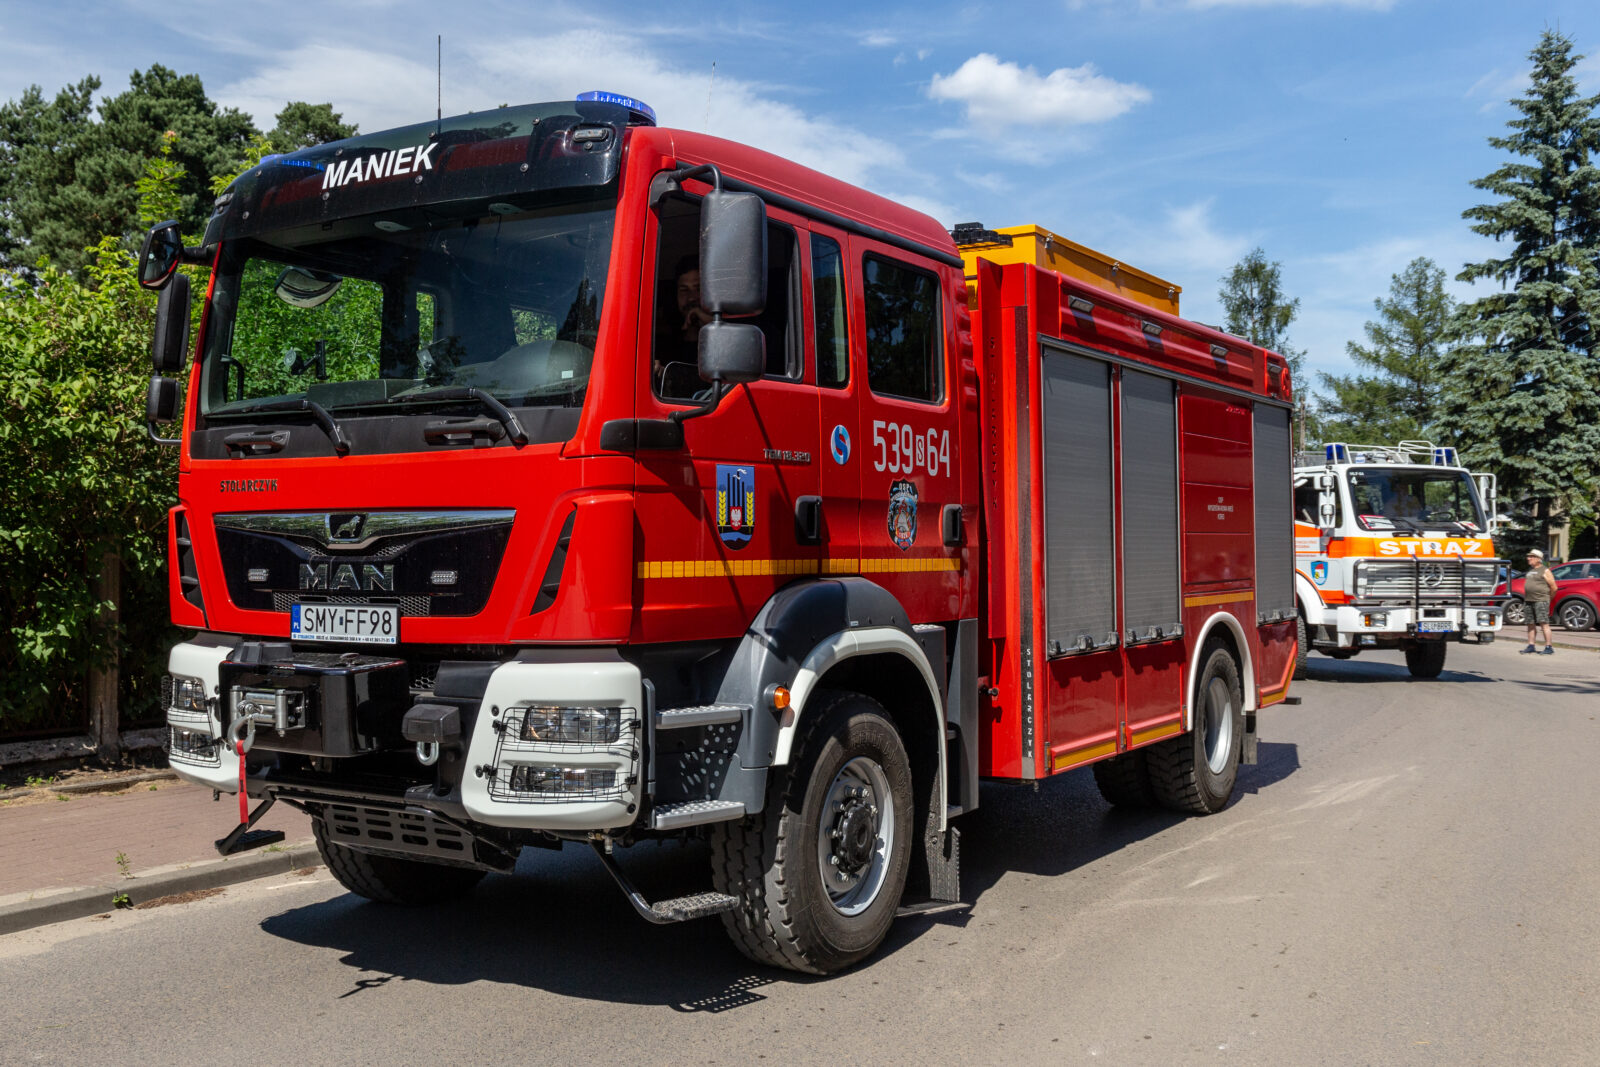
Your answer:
[832,800,878,875]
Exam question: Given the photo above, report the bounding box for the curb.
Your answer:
[0,839,322,937]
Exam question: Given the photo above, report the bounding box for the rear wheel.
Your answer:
[1293,614,1309,679]
[1558,598,1595,631]
[711,689,913,974]
[312,817,486,905]
[1404,640,1448,679]
[1092,749,1155,808]
[1147,643,1242,814]
[1503,598,1528,626]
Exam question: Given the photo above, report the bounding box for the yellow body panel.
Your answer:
[958,223,1182,315]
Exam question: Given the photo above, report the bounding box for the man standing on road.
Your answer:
[1521,549,1559,655]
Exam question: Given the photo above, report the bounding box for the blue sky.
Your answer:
[3,0,1598,398]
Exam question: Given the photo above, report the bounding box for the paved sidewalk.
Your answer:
[0,775,316,927]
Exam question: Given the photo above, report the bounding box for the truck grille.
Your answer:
[272,593,431,617]
[1353,560,1500,600]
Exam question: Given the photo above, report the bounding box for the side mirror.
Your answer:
[152,273,192,375]
[699,189,766,315]
[147,376,181,423]
[138,221,184,290]
[698,320,765,385]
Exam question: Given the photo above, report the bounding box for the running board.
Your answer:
[589,840,738,924]
[651,799,745,830]
[655,704,748,729]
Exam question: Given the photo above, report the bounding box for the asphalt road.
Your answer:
[3,640,1597,1066]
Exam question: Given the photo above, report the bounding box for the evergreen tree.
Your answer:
[1219,247,1311,441]
[267,101,357,153]
[1318,257,1454,445]
[1439,29,1600,546]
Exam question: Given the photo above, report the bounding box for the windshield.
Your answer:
[1346,468,1486,532]
[200,194,615,420]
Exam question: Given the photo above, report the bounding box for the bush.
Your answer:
[0,238,178,732]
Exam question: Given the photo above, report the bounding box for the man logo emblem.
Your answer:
[327,513,366,543]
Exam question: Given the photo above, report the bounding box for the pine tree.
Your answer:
[1439,30,1600,547]
[1219,247,1311,442]
[1318,257,1454,445]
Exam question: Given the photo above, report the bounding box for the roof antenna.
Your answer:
[704,60,716,128]
[436,35,443,128]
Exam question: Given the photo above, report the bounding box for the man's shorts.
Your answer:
[1527,599,1551,625]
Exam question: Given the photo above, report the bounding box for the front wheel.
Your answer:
[1503,598,1528,626]
[1147,644,1242,814]
[1293,614,1308,679]
[1558,598,1596,632]
[1404,640,1448,679]
[711,690,913,974]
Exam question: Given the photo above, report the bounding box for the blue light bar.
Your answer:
[1433,447,1458,466]
[1326,443,1350,463]
[577,90,656,126]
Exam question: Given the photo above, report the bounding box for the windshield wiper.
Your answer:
[386,387,528,446]
[231,397,351,456]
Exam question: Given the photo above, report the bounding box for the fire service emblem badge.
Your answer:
[887,479,918,550]
[716,465,756,550]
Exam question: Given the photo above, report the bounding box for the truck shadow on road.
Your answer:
[258,743,1301,1008]
[1300,657,1494,684]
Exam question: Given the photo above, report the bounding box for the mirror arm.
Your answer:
[666,162,723,194]
[146,421,181,446]
[667,381,730,425]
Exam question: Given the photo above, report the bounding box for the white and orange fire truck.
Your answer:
[137,93,1297,973]
[1293,441,1504,678]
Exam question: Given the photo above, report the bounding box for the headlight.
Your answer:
[166,674,207,713]
[508,764,618,794]
[517,705,622,744]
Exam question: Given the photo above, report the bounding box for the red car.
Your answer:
[1497,558,1600,631]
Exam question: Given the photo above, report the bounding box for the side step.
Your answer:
[215,795,286,856]
[589,840,738,924]
[651,799,745,830]
[655,704,747,729]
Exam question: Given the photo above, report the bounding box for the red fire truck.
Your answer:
[138,92,1298,974]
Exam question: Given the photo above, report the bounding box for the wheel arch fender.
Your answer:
[1187,611,1257,727]
[1294,570,1327,625]
[707,578,946,829]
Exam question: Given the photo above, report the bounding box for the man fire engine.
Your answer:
[1293,441,1504,679]
[139,92,1297,973]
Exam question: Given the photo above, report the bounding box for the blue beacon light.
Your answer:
[577,90,657,126]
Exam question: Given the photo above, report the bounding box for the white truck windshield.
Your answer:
[1346,468,1487,532]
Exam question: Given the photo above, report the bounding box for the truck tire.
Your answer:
[312,818,486,906]
[1293,614,1308,679]
[1404,641,1448,679]
[1146,643,1242,815]
[710,689,913,974]
[1092,749,1155,808]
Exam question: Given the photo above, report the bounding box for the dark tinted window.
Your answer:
[812,234,848,388]
[863,254,942,402]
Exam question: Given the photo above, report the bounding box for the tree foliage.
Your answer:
[1318,257,1455,444]
[0,240,177,727]
[1438,29,1600,542]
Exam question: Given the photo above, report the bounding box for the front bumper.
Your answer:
[164,637,644,832]
[1331,604,1501,646]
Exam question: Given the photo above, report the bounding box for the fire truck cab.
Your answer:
[139,95,1297,974]
[1292,441,1504,679]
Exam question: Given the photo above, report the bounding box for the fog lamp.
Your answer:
[1362,612,1388,627]
[507,764,618,794]
[1478,611,1496,626]
[517,705,622,744]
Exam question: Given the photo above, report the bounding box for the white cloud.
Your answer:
[861,32,898,47]
[217,29,902,192]
[1186,0,1396,8]
[928,53,1150,127]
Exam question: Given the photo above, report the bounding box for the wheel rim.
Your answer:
[815,755,895,917]
[1506,600,1526,625]
[1561,602,1592,630]
[1202,676,1235,775]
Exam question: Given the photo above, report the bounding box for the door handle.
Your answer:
[795,496,823,546]
[942,504,964,547]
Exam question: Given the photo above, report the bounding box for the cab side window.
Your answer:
[863,253,942,403]
[652,194,798,400]
[812,234,848,389]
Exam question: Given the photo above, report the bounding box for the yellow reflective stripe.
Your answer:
[637,557,961,579]
[1130,721,1183,747]
[1051,739,1118,772]
[1183,591,1256,607]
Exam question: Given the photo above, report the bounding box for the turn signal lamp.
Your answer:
[772,686,791,711]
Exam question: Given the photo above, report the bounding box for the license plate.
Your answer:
[1416,621,1454,633]
[291,603,399,645]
